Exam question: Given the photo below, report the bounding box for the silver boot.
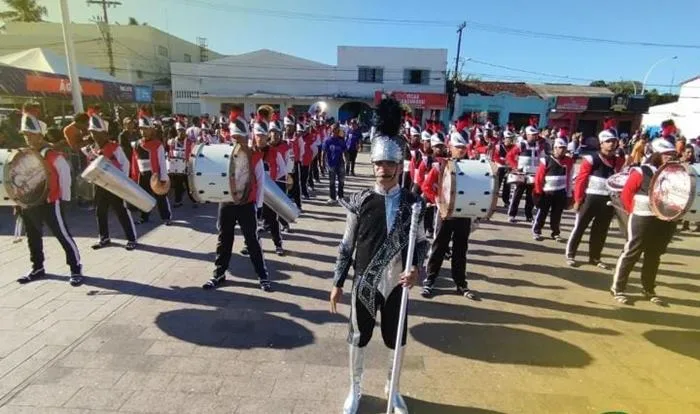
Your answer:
[342,344,365,414]
[385,347,409,414]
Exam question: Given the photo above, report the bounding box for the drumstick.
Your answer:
[386,202,422,414]
[13,215,23,243]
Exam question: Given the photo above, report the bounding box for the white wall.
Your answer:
[335,46,447,98]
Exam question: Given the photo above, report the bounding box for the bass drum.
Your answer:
[649,162,696,222]
[81,155,156,213]
[685,164,700,223]
[0,148,49,207]
[438,159,497,220]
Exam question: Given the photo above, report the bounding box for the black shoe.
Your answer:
[590,260,610,270]
[526,217,533,223]
[135,218,148,225]
[173,202,183,209]
[533,234,544,241]
[164,220,173,226]
[17,268,45,284]
[125,241,137,251]
[203,274,225,290]
[240,248,249,256]
[275,246,285,256]
[91,239,111,250]
[566,258,578,267]
[420,285,434,298]
[457,286,479,300]
[281,226,291,233]
[260,280,272,292]
[69,271,84,287]
[642,289,666,305]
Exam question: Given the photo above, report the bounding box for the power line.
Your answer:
[87,0,122,76]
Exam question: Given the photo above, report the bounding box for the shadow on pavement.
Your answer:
[359,395,506,414]
[643,329,700,361]
[411,322,593,367]
[472,272,565,290]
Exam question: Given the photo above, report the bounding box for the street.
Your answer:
[0,152,699,414]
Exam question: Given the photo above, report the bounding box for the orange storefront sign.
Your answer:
[25,74,104,97]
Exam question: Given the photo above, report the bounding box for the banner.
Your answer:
[374,91,448,109]
[554,96,589,113]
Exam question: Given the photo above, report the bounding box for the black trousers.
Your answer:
[532,190,567,237]
[95,186,136,242]
[425,217,471,289]
[21,201,81,274]
[214,202,268,280]
[309,155,320,186]
[328,167,345,200]
[170,173,196,204]
[348,284,406,349]
[261,203,282,248]
[276,181,290,228]
[508,183,534,219]
[289,164,302,209]
[424,205,436,234]
[138,171,171,221]
[566,195,615,262]
[612,215,675,292]
[497,167,511,204]
[299,163,310,197]
[345,150,358,175]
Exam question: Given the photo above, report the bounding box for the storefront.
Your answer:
[374,91,448,124]
[549,94,649,137]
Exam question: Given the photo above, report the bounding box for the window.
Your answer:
[404,69,429,85]
[184,53,192,63]
[158,45,169,58]
[358,67,383,83]
[175,103,201,116]
[175,90,200,99]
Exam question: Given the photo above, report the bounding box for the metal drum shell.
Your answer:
[685,165,700,223]
[2,149,50,207]
[0,149,15,206]
[81,156,156,213]
[438,159,497,220]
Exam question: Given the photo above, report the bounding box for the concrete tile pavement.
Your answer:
[0,152,698,413]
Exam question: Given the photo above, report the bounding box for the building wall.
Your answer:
[0,22,222,86]
[335,46,447,98]
[454,93,549,127]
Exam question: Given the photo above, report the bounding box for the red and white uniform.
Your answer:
[41,147,72,203]
[573,153,625,204]
[301,133,315,167]
[261,145,288,183]
[620,165,656,215]
[83,141,130,176]
[533,155,574,196]
[420,157,447,205]
[130,139,168,181]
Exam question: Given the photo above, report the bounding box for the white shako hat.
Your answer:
[598,130,618,143]
[430,131,446,147]
[450,131,467,147]
[253,117,269,136]
[20,112,42,134]
[228,110,249,137]
[650,138,676,154]
[554,138,568,148]
[370,97,404,163]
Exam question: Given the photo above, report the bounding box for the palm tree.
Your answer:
[0,0,48,22]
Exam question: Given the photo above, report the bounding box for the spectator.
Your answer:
[323,123,347,205]
[118,117,139,160]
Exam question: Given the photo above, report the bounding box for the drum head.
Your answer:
[606,172,629,193]
[5,149,49,207]
[437,160,455,218]
[649,162,696,221]
[150,174,171,195]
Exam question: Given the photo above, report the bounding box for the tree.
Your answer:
[0,0,47,22]
[589,80,607,87]
[128,16,138,25]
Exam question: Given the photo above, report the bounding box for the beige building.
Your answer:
[0,21,222,88]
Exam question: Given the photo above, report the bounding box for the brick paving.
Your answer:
[0,152,699,414]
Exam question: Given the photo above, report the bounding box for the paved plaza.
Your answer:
[0,153,699,414]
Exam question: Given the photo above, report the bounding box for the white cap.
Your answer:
[20,113,42,134]
[503,130,515,139]
[175,122,185,130]
[525,126,539,135]
[253,120,268,136]
[651,138,676,154]
[229,118,249,137]
[88,115,107,132]
[450,132,468,147]
[430,132,446,147]
[409,126,421,136]
[554,138,568,148]
[598,130,618,143]
[138,115,154,128]
[420,130,431,142]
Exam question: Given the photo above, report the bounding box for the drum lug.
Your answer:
[196,172,202,176]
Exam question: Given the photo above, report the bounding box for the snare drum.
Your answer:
[0,148,50,207]
[686,165,700,223]
[166,158,187,174]
[438,159,497,219]
[606,172,629,213]
[506,172,526,185]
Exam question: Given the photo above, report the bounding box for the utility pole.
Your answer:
[450,21,466,119]
[87,0,121,77]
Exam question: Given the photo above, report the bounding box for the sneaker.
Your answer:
[202,274,225,290]
[69,270,84,287]
[590,260,610,270]
[508,217,517,224]
[526,217,533,223]
[240,248,249,256]
[91,239,111,250]
[17,268,45,284]
[275,246,285,256]
[260,280,272,292]
[326,198,337,205]
[533,234,544,241]
[426,230,433,239]
[610,289,629,305]
[125,241,137,251]
[552,234,562,242]
[642,289,665,305]
[566,258,578,267]
[281,225,291,233]
[457,286,479,300]
[420,285,434,298]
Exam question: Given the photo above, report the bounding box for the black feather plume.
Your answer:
[374,97,402,137]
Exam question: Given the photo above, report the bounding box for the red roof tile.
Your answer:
[456,81,538,98]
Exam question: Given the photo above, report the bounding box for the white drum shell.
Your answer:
[0,149,14,206]
[167,158,187,174]
[447,159,496,219]
[685,165,700,222]
[189,144,237,204]
[506,173,525,185]
[81,156,156,213]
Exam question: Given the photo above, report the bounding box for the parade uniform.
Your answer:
[611,140,678,304]
[532,140,573,240]
[204,115,271,291]
[334,128,429,414]
[300,127,315,198]
[493,139,513,205]
[167,131,196,206]
[83,115,137,249]
[130,138,172,224]
[17,113,83,286]
[566,131,624,267]
[506,134,548,221]
[257,119,286,254]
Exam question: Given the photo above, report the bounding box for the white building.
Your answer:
[171,46,448,123]
[642,76,700,139]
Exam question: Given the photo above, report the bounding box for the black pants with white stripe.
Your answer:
[612,214,675,293]
[532,190,567,237]
[138,171,171,221]
[95,186,136,242]
[508,183,534,219]
[21,201,81,274]
[214,202,268,280]
[170,173,196,204]
[566,194,615,262]
[425,217,471,289]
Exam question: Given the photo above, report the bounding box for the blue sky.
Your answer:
[8,0,700,92]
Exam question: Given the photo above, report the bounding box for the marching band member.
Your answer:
[404,122,423,192]
[16,111,83,286]
[284,109,302,209]
[185,116,202,143]
[345,118,363,176]
[494,131,515,206]
[420,131,478,300]
[611,139,679,305]
[298,116,313,199]
[565,129,624,268]
[203,111,271,292]
[253,116,286,256]
[167,122,197,208]
[506,126,546,223]
[130,108,172,226]
[415,128,437,237]
[82,113,137,251]
[532,138,573,242]
[468,129,489,160]
[308,122,323,188]
[270,112,294,233]
[331,97,429,414]
[323,123,347,205]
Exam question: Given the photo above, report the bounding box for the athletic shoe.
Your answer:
[508,217,517,224]
[69,270,84,287]
[125,241,137,251]
[91,239,111,250]
[590,260,610,270]
[203,274,225,290]
[17,268,45,284]
[457,286,479,300]
[260,280,272,292]
[275,246,285,256]
[533,234,544,241]
[642,289,665,306]
[420,285,434,298]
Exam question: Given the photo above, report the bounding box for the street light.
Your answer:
[641,56,678,95]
